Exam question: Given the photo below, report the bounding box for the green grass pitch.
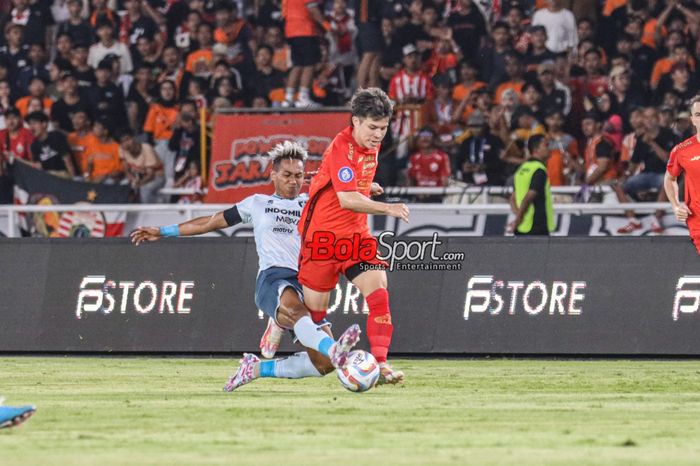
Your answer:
[2,357,700,465]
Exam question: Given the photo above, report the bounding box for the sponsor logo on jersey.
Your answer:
[691,155,700,161]
[338,166,354,182]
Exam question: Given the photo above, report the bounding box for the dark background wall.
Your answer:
[1,237,699,354]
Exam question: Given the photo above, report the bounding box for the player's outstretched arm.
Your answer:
[336,191,409,222]
[130,212,229,245]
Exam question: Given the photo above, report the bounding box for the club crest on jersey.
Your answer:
[338,166,354,183]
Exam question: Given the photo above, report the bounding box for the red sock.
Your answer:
[309,310,327,324]
[365,288,393,363]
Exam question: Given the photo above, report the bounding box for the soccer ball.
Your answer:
[336,350,380,392]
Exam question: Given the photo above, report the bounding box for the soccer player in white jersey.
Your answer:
[131,141,361,391]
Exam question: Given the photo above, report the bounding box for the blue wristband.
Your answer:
[159,224,180,237]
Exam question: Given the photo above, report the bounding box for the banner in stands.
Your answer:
[205,111,349,203]
[13,163,131,237]
[1,237,699,354]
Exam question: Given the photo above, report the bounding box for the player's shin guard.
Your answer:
[293,315,335,358]
[365,288,393,363]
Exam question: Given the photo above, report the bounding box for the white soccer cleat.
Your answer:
[376,362,405,386]
[328,324,361,370]
[223,353,259,392]
[259,317,284,359]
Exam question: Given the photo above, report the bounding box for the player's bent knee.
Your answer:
[277,303,309,326]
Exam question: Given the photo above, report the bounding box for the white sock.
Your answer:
[274,352,322,378]
[293,316,335,357]
[298,87,310,101]
[285,87,294,101]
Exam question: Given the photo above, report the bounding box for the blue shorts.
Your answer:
[255,267,303,322]
[254,267,331,338]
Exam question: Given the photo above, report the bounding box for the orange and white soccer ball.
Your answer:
[336,350,380,392]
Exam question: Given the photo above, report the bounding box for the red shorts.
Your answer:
[297,234,388,292]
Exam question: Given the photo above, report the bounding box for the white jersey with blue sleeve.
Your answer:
[223,193,307,273]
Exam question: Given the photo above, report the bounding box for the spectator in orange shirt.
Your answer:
[494,53,525,104]
[452,61,486,103]
[543,109,581,186]
[15,77,53,118]
[282,0,326,107]
[84,118,123,184]
[67,109,95,175]
[213,2,255,74]
[651,41,694,90]
[581,111,618,186]
[185,22,215,78]
[144,79,179,185]
[423,36,461,79]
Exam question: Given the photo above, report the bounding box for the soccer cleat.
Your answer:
[259,317,284,359]
[328,324,361,370]
[376,362,405,386]
[0,399,36,429]
[616,221,642,234]
[223,353,259,392]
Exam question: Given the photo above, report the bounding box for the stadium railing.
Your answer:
[0,200,672,237]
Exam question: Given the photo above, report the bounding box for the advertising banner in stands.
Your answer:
[1,237,699,354]
[13,163,131,237]
[205,110,349,203]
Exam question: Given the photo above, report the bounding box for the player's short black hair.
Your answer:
[350,88,393,121]
[269,141,308,170]
[527,134,546,155]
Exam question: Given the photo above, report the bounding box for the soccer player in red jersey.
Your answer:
[665,95,700,254]
[298,88,410,385]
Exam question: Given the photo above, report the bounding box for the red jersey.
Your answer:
[388,70,434,104]
[0,127,34,162]
[299,126,378,241]
[667,135,700,223]
[407,150,451,187]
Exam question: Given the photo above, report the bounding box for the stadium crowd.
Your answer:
[0,0,696,230]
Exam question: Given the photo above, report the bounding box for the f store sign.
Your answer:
[76,275,195,319]
[673,276,700,321]
[464,275,586,320]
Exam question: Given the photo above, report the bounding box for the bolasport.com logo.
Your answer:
[306,231,465,272]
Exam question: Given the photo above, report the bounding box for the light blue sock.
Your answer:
[273,352,323,379]
[293,316,335,358]
[259,360,276,378]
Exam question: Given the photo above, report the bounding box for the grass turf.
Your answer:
[1,357,700,465]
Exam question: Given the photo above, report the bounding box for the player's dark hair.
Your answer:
[350,88,393,122]
[269,141,308,170]
[689,95,700,111]
[527,134,546,155]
